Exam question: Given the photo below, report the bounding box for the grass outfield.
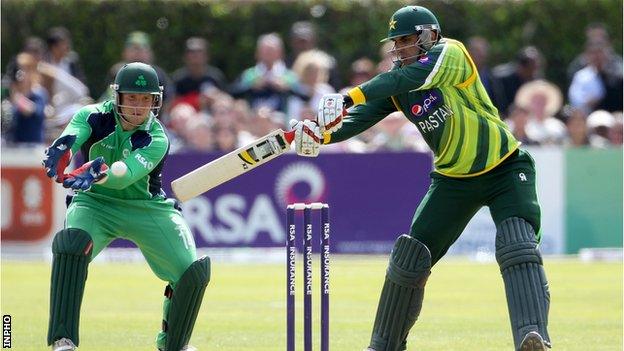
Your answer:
[1,257,622,350]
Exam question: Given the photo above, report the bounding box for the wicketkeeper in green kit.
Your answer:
[290,5,551,351]
[42,62,210,351]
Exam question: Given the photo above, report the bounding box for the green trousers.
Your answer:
[410,149,541,265]
[65,192,197,345]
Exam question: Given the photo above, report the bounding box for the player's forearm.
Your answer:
[345,69,423,106]
[323,119,370,144]
[97,161,148,190]
[97,168,136,189]
[323,96,397,145]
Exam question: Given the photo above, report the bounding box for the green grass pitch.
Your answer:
[1,256,621,350]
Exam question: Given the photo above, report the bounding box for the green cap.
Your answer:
[382,6,440,42]
[112,62,161,94]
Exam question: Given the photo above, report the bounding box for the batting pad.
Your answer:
[495,217,551,348]
[164,256,211,351]
[47,228,93,346]
[369,234,431,351]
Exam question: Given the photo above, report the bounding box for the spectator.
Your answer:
[39,27,91,140]
[185,118,216,152]
[491,46,544,117]
[567,23,623,80]
[247,106,286,138]
[467,36,495,100]
[586,109,616,148]
[514,79,566,145]
[506,104,539,145]
[368,111,428,152]
[3,37,47,94]
[102,31,172,104]
[167,102,213,153]
[289,49,336,120]
[286,21,341,90]
[563,108,590,147]
[568,41,623,114]
[2,38,47,143]
[8,52,48,144]
[609,111,623,145]
[171,37,227,111]
[340,57,376,95]
[212,121,239,152]
[230,33,307,114]
[44,26,87,85]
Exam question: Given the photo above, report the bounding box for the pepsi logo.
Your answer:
[411,104,424,116]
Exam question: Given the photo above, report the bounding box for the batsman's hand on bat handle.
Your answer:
[288,119,322,157]
[316,93,352,134]
[42,134,76,183]
[62,156,109,191]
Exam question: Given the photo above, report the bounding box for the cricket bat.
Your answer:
[171,129,295,202]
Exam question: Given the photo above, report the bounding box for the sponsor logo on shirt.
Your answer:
[135,153,154,170]
[417,104,454,133]
[418,55,430,64]
[411,91,442,117]
[411,104,423,116]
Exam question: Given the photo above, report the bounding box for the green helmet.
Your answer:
[382,6,441,42]
[111,62,163,120]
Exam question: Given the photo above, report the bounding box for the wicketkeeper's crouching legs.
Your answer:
[495,217,551,350]
[159,256,211,351]
[47,228,93,346]
[368,235,431,351]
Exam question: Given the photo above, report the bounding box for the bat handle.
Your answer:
[283,130,326,145]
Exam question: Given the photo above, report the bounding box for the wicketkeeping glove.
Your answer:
[289,119,322,157]
[43,134,76,183]
[317,93,346,134]
[62,156,109,191]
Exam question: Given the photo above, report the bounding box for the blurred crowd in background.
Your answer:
[2,21,622,154]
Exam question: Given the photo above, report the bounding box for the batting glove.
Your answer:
[43,134,76,183]
[289,119,322,157]
[317,93,345,134]
[62,156,109,191]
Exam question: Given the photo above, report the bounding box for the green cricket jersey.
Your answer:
[327,38,520,177]
[60,100,170,200]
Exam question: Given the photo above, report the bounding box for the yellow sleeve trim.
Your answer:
[434,145,520,178]
[347,87,366,106]
[322,132,331,144]
[448,39,478,89]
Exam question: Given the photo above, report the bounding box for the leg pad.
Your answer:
[369,235,431,351]
[495,217,550,348]
[47,228,93,346]
[164,256,211,351]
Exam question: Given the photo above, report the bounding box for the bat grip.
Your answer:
[285,106,346,145]
[283,129,325,145]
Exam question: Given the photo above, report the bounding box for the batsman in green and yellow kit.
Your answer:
[290,6,551,351]
[42,62,209,351]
